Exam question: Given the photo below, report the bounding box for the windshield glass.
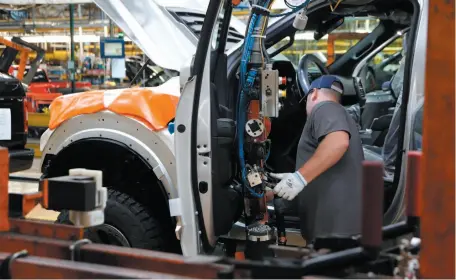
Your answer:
[270,17,380,66]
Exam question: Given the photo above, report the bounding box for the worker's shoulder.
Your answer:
[311,101,346,118]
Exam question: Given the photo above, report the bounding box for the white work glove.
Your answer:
[270,172,307,201]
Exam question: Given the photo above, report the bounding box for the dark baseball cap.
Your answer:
[306,75,344,96]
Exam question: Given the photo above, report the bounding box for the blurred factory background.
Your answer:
[0,0,402,87]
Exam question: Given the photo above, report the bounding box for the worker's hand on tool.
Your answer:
[269,172,307,200]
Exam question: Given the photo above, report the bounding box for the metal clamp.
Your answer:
[0,249,28,279]
[69,239,92,261]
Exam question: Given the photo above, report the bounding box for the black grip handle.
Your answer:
[11,36,45,56]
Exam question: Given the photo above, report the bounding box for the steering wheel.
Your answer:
[297,54,330,95]
[360,65,377,93]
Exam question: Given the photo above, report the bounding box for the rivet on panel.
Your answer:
[177,124,186,133]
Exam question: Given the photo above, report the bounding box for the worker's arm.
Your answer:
[297,130,349,183]
[299,102,351,183]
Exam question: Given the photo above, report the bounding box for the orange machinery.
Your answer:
[326,33,368,65]
[0,36,62,113]
[419,0,455,277]
[0,37,30,81]
[0,0,454,277]
[25,93,61,114]
[0,139,427,278]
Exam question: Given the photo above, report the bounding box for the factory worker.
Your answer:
[270,75,364,246]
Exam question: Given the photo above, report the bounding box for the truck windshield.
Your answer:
[272,17,381,66]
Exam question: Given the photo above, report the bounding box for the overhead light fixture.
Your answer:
[2,35,101,43]
[2,34,133,44]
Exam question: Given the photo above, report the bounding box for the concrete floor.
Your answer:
[9,158,60,221]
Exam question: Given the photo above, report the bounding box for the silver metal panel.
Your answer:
[391,0,427,223]
[261,68,280,117]
[41,111,177,198]
[93,0,196,71]
[195,29,215,249]
[174,77,200,256]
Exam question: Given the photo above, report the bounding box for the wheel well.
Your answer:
[42,138,179,250]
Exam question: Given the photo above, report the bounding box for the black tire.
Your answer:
[56,189,165,251]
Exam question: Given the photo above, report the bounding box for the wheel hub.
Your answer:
[86,224,131,247]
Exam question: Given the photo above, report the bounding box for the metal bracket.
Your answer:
[0,249,28,279]
[69,239,92,261]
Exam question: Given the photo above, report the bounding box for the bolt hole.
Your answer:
[147,158,149,161]
[203,161,207,165]
[137,129,139,131]
[197,145,201,148]
[155,142,157,145]
[203,144,207,148]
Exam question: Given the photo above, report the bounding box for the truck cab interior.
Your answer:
[182,0,418,254]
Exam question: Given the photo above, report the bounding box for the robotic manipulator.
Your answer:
[237,0,309,250]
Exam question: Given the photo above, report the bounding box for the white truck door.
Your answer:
[173,0,230,256]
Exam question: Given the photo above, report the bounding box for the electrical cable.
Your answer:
[259,0,273,65]
[284,0,304,9]
[329,0,343,11]
[269,0,311,17]
[237,0,273,199]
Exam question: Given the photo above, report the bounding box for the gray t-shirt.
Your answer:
[295,101,364,242]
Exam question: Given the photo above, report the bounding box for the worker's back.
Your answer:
[296,101,364,242]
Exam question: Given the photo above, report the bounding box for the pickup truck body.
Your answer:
[0,36,46,172]
[0,72,33,172]
[10,66,92,94]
